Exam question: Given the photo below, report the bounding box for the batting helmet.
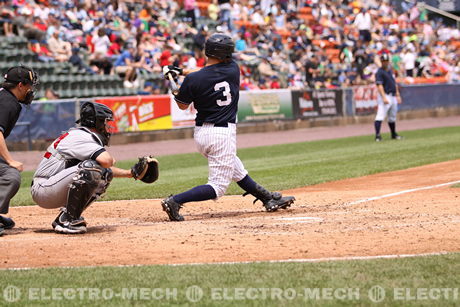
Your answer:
[77,102,114,146]
[204,33,234,60]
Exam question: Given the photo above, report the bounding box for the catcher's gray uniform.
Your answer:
[31,127,107,209]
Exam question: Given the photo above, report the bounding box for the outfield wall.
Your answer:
[7,84,460,145]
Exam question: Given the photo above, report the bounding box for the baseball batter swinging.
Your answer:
[161,33,295,222]
[31,102,158,234]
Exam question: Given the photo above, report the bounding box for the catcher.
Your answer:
[31,101,158,234]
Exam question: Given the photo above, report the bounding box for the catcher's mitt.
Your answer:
[131,155,159,183]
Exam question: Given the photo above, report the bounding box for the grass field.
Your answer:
[1,253,459,306]
[4,126,460,306]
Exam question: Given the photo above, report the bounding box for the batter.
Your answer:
[161,33,295,221]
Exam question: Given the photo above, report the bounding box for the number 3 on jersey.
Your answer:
[214,81,232,106]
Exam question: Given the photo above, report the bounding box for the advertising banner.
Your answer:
[8,100,76,142]
[238,89,293,122]
[353,85,378,116]
[96,95,172,132]
[292,89,343,118]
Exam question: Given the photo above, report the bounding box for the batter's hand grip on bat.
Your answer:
[167,73,179,96]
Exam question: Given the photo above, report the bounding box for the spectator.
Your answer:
[47,29,72,62]
[113,44,137,88]
[218,0,233,31]
[208,0,219,21]
[69,47,95,74]
[304,55,319,88]
[0,4,14,36]
[184,0,197,28]
[401,47,416,77]
[258,57,277,78]
[353,7,372,45]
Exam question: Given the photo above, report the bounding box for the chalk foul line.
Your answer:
[1,251,454,271]
[346,180,460,206]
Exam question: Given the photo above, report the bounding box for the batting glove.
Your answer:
[162,65,183,80]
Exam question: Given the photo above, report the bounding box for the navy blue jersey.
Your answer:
[375,67,397,94]
[175,60,240,125]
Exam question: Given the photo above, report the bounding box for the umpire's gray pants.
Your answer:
[0,160,21,214]
[31,166,79,209]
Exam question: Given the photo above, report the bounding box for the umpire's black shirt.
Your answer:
[0,87,21,138]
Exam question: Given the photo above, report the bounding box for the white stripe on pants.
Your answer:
[375,94,398,122]
[31,166,79,209]
[194,123,248,198]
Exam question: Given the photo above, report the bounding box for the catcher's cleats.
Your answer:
[131,156,159,183]
[52,209,87,234]
[161,196,184,222]
[0,216,15,229]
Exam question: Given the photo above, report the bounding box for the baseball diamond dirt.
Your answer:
[2,116,460,268]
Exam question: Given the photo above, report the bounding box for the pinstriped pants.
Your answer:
[194,123,248,198]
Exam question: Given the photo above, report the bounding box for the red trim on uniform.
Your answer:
[44,152,51,159]
[53,132,69,149]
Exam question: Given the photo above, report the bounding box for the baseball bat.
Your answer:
[167,73,179,96]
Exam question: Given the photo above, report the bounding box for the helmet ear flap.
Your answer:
[79,102,97,127]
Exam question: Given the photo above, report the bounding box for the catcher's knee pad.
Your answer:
[66,160,110,219]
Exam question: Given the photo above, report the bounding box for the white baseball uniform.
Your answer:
[31,127,106,209]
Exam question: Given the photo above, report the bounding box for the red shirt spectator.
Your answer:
[159,48,171,67]
[270,79,281,89]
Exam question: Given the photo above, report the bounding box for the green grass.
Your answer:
[1,254,459,306]
[13,126,460,206]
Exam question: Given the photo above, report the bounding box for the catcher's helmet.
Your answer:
[205,33,234,60]
[77,101,114,146]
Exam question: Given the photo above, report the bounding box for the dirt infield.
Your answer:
[2,159,459,269]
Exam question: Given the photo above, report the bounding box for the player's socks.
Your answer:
[237,175,258,195]
[388,121,396,137]
[374,120,382,136]
[173,185,217,204]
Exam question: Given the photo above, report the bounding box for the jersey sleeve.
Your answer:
[375,69,384,85]
[174,75,194,105]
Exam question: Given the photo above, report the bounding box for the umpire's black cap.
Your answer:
[4,66,39,86]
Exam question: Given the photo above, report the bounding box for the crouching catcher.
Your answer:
[31,101,158,234]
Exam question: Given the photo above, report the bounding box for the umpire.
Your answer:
[374,53,403,142]
[0,65,39,235]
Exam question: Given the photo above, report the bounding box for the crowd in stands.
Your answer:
[0,0,459,94]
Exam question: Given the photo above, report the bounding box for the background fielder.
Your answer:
[374,53,403,142]
[160,33,295,222]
